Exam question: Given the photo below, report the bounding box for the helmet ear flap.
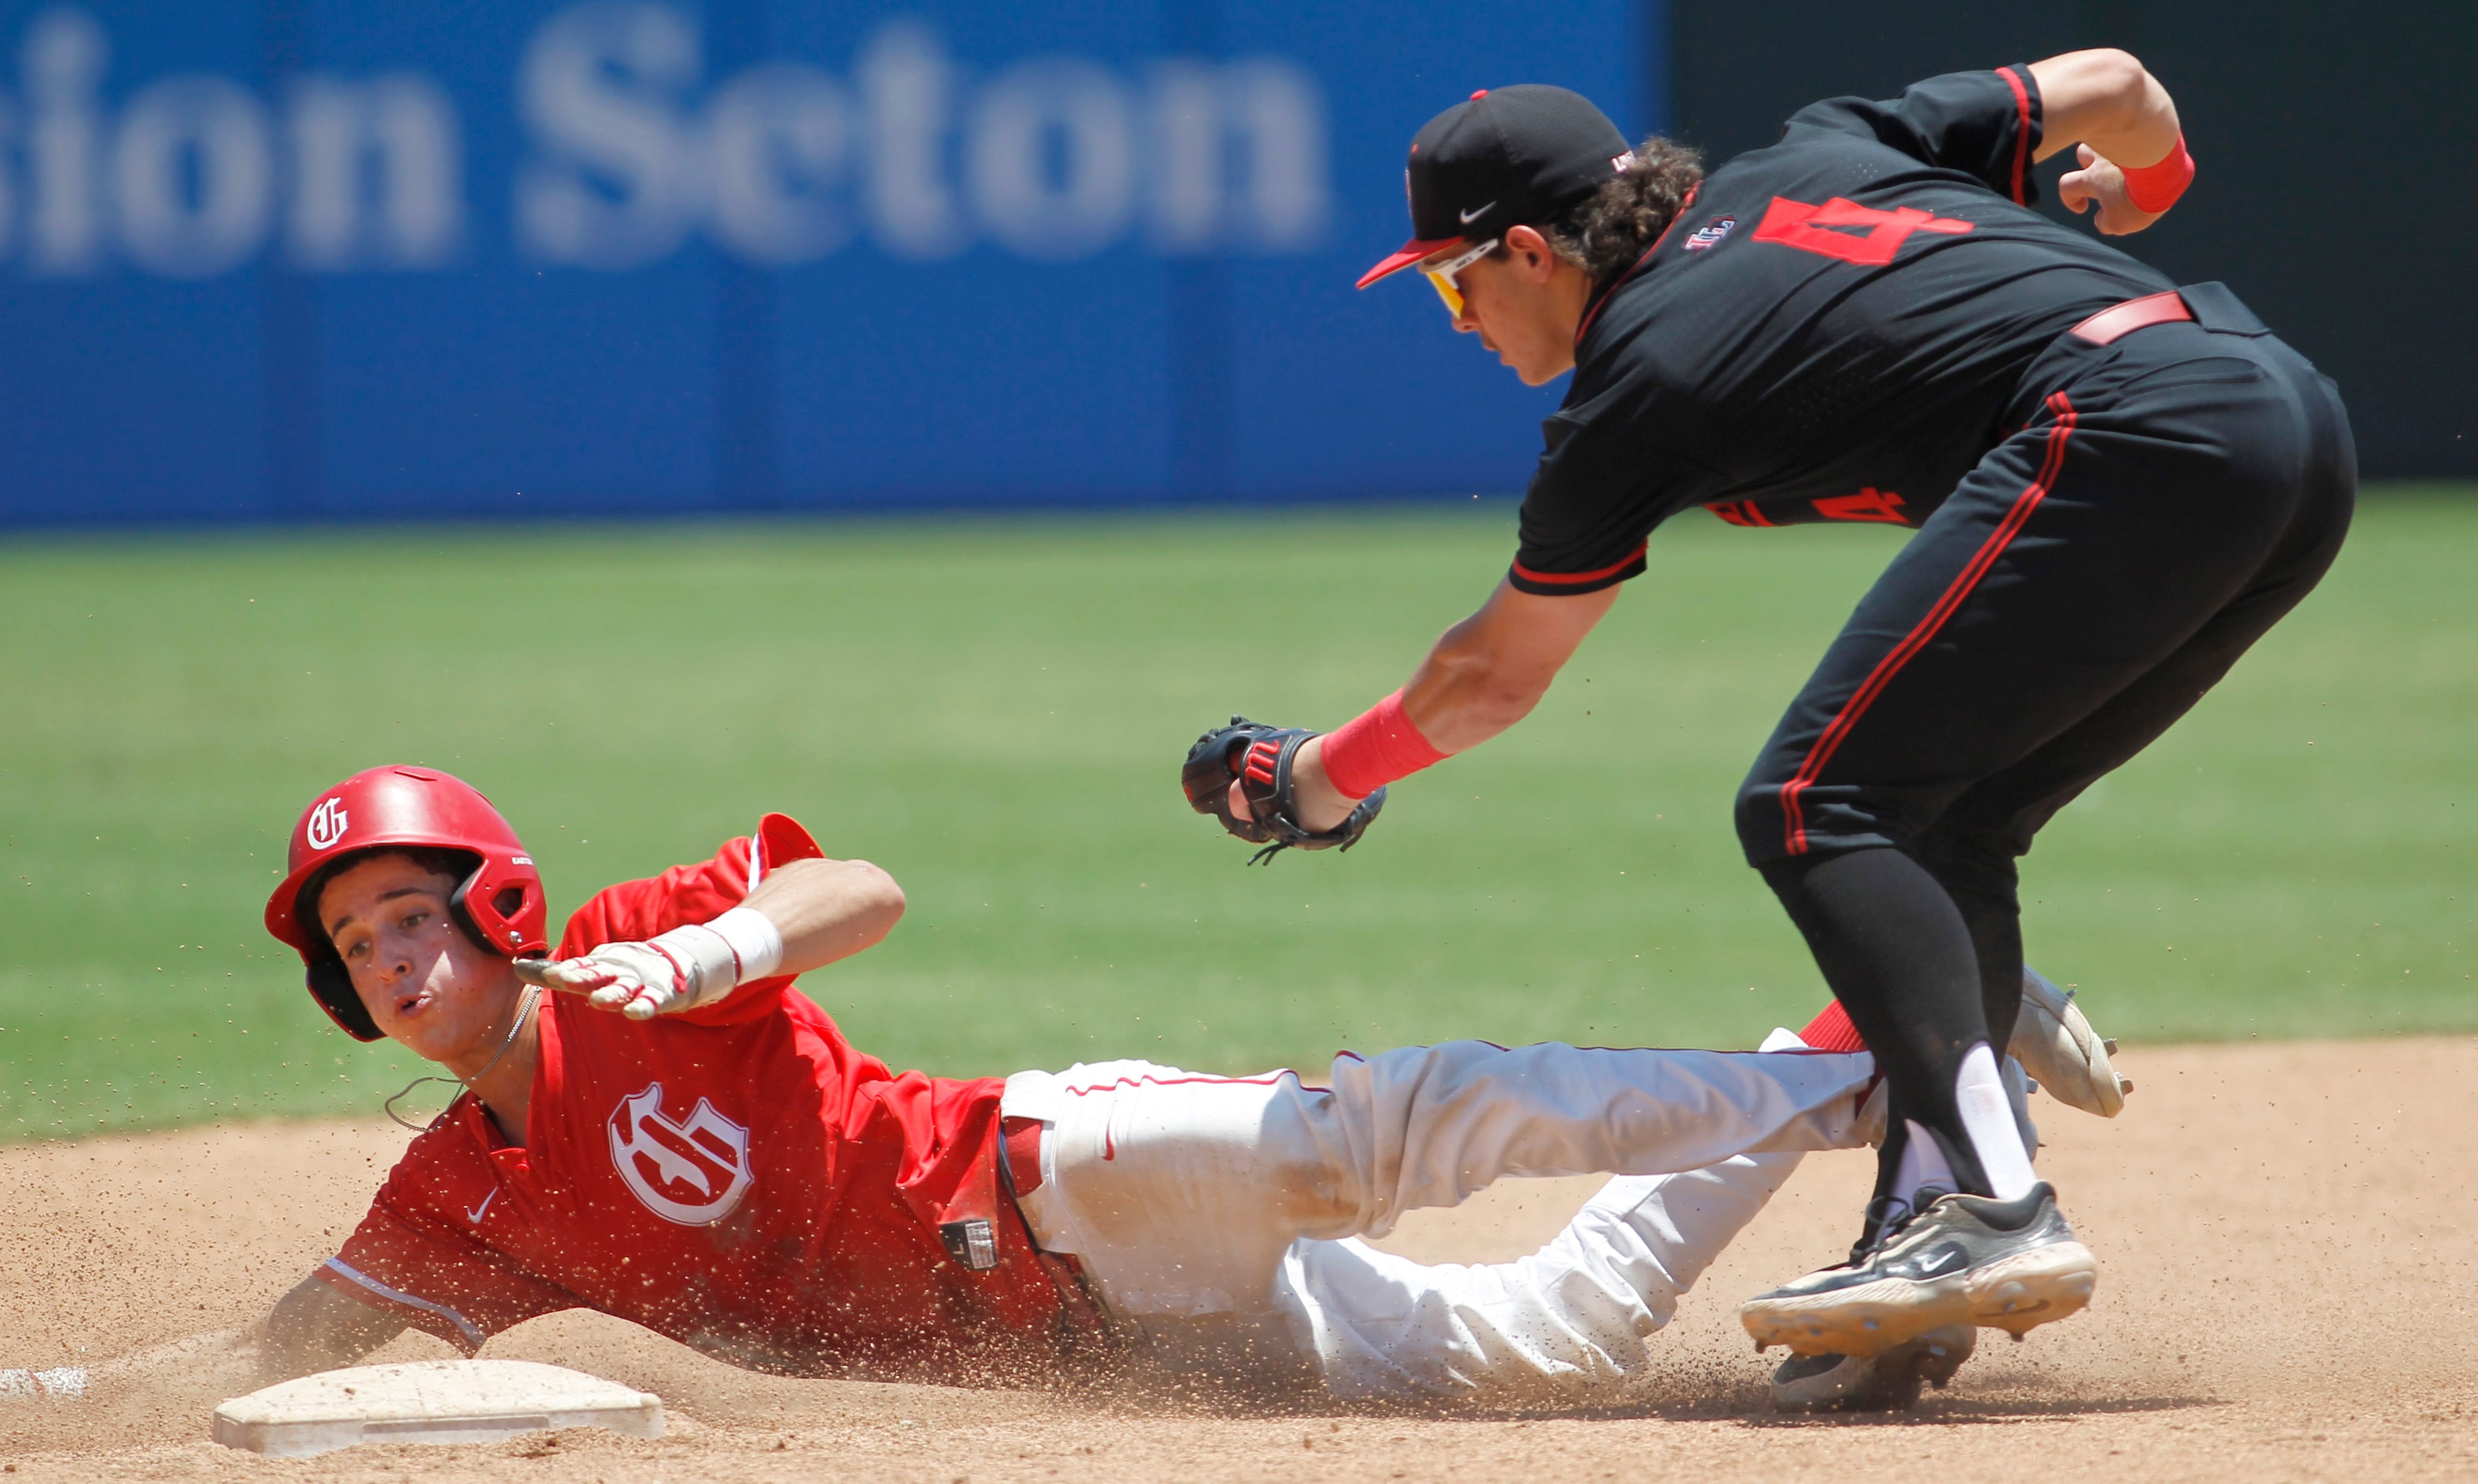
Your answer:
[447,867,497,955]
[450,865,542,957]
[307,956,385,1042]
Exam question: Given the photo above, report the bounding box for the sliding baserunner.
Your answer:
[18,764,2113,1414]
[1185,49,2344,1365]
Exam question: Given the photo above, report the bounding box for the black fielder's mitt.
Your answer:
[1182,716,1386,864]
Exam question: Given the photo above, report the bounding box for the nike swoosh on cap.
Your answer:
[1459,202,1495,224]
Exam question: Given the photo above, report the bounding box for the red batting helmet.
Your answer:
[264,766,549,1041]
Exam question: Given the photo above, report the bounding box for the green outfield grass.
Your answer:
[2,490,2471,1142]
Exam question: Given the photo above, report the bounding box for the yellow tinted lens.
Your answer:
[1423,269,1464,317]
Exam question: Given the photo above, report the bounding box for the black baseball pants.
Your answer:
[1733,305,2355,1209]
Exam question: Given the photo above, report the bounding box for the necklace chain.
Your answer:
[383,984,542,1132]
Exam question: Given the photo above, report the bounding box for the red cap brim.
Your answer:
[1356,235,1465,289]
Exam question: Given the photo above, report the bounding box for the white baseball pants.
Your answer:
[1001,1036,1880,1402]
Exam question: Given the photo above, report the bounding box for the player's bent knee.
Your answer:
[1909,825,2022,898]
[1731,778,1792,867]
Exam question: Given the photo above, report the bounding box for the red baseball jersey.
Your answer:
[317,814,1105,1382]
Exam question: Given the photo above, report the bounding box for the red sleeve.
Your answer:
[317,1136,577,1353]
[556,813,828,1026]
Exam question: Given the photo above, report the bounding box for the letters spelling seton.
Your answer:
[5,5,1333,280]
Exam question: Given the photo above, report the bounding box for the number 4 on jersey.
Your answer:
[1751,196,1974,266]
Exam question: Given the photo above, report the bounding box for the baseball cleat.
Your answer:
[2011,967,2131,1117]
[1769,1324,1974,1413]
[1739,1181,2096,1358]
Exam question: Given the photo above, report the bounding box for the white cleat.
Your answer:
[2012,967,2130,1117]
[1741,1183,2097,1358]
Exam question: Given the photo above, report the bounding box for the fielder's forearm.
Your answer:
[1382,581,1616,751]
[1399,612,1563,753]
[1302,579,1620,812]
[2027,49,2182,168]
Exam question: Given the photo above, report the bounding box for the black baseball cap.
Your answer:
[1357,85,1632,289]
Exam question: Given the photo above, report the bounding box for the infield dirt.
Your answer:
[4,1036,2473,1482]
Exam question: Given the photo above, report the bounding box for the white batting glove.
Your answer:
[515,907,783,1020]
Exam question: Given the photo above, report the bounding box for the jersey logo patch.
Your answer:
[1683,214,1737,251]
[1750,196,1973,266]
[608,1082,754,1226]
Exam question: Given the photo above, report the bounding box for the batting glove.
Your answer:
[515,907,783,1019]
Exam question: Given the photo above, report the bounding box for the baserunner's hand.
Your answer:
[515,932,737,1019]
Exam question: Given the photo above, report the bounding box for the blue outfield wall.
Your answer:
[0,1,1659,524]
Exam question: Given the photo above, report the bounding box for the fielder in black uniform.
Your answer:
[1182,50,2354,1390]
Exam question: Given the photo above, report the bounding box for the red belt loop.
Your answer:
[1001,1116,1045,1196]
[2069,290,2194,345]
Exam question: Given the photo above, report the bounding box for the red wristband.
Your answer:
[1320,690,1448,800]
[2118,134,2194,214]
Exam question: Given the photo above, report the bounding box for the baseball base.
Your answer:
[212,1359,664,1459]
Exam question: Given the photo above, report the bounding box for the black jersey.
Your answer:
[1509,66,2178,596]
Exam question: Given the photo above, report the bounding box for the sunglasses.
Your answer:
[1420,238,1499,318]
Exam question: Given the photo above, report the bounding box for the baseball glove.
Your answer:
[2012,966,2131,1117]
[1182,716,1386,864]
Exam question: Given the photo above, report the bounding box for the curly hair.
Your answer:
[1543,136,1706,283]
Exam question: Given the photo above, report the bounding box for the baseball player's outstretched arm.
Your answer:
[521,855,907,1018]
[741,857,907,977]
[256,1270,408,1377]
[1275,579,1620,832]
[2026,49,2189,234]
[9,1273,403,1417]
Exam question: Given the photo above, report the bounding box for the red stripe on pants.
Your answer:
[1779,393,2080,855]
